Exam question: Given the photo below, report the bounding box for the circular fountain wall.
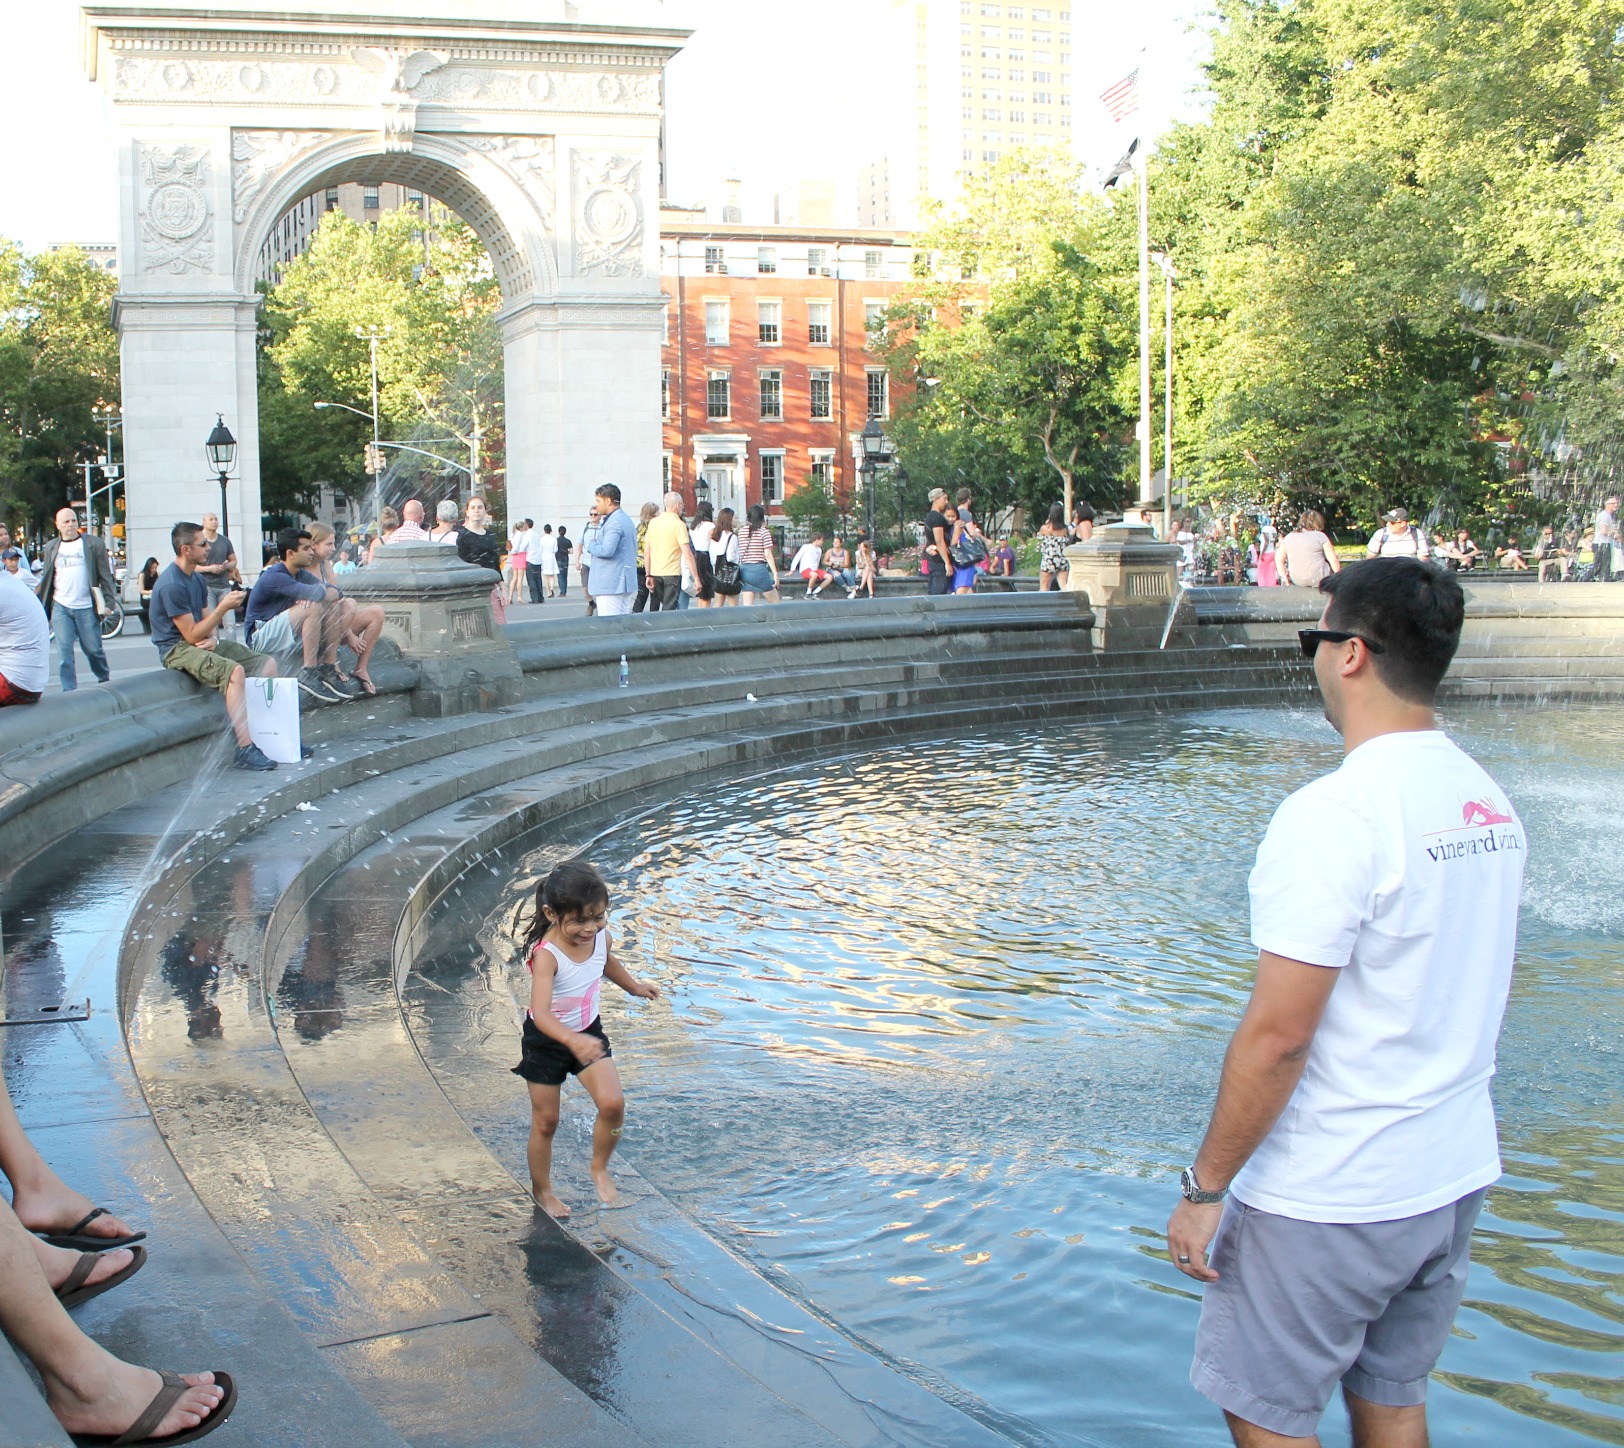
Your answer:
[419,702,1624,1448]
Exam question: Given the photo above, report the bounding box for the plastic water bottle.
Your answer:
[618,654,630,689]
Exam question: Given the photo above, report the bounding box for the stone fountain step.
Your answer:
[0,1338,73,1448]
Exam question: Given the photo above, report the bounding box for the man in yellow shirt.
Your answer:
[643,492,698,612]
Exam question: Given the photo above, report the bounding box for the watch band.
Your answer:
[1180,1166,1227,1205]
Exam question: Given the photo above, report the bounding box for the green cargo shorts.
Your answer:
[161,638,271,694]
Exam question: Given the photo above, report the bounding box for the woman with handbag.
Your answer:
[689,501,717,608]
[948,508,986,594]
[709,507,742,607]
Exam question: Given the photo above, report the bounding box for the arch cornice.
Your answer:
[232,128,558,300]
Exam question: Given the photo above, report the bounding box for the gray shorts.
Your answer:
[250,608,298,656]
[1191,1188,1487,1438]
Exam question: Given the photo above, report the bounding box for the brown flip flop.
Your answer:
[70,1370,237,1447]
[56,1246,147,1310]
[39,1208,148,1252]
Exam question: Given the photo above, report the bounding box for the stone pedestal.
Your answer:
[344,543,523,717]
[1063,521,1195,650]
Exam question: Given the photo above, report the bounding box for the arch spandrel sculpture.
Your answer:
[81,2,689,574]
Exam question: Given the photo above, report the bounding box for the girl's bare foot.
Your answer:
[12,1183,136,1245]
[591,1167,620,1208]
[38,1240,135,1293]
[48,1353,224,1441]
[534,1187,571,1219]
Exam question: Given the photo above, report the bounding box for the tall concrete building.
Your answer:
[860,0,1074,229]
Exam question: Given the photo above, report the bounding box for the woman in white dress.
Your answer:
[539,524,559,596]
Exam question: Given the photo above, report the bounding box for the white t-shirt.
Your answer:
[509,528,533,558]
[690,520,715,554]
[789,543,823,574]
[1235,729,1526,1224]
[0,569,50,692]
[52,538,94,610]
[709,530,738,564]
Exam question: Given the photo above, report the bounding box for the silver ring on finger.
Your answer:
[1177,1256,1191,1264]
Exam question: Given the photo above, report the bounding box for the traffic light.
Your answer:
[364,442,385,474]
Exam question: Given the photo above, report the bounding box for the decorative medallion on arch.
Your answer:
[138,143,215,275]
[573,152,644,278]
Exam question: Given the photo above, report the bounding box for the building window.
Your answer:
[810,369,833,420]
[363,187,380,209]
[761,451,785,505]
[705,245,725,274]
[707,371,731,420]
[810,452,835,493]
[867,369,890,420]
[661,369,671,419]
[760,369,783,420]
[758,301,782,345]
[758,247,778,274]
[325,187,339,211]
[864,249,883,278]
[407,188,424,203]
[865,301,887,335]
[705,300,729,346]
[808,300,833,345]
[662,453,673,488]
[808,247,828,273]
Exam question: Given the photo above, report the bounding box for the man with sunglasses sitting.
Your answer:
[1168,557,1525,1448]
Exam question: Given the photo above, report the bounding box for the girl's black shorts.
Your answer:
[512,1015,612,1087]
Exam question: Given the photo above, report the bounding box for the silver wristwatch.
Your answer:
[1179,1166,1227,1205]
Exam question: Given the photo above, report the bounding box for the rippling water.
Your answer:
[486,704,1624,1447]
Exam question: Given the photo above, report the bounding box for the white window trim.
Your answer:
[704,297,730,346]
[757,298,784,346]
[759,448,787,505]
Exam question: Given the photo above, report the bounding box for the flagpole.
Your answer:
[1138,147,1152,508]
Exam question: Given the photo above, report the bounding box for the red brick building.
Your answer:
[660,221,919,525]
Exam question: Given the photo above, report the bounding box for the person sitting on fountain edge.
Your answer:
[150,521,285,771]
[244,527,357,703]
[1168,556,1526,1448]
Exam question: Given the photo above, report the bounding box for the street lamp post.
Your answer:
[859,418,888,550]
[1150,250,1177,539]
[356,325,389,464]
[204,415,237,541]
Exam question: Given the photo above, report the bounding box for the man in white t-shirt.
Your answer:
[788,535,830,597]
[1366,507,1431,561]
[0,566,49,705]
[1594,495,1620,580]
[1167,557,1524,1447]
[36,508,117,691]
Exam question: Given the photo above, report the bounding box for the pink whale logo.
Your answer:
[1463,799,1514,828]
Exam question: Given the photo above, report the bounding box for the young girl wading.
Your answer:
[513,861,660,1216]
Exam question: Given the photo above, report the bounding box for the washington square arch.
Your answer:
[81,0,689,572]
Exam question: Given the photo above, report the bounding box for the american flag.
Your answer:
[1100,69,1141,123]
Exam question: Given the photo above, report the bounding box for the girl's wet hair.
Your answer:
[520,859,610,953]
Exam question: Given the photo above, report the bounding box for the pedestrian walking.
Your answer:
[540,524,559,596]
[554,526,572,598]
[582,485,638,616]
[1170,558,1524,1446]
[736,504,781,604]
[35,508,116,691]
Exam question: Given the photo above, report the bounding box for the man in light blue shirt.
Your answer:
[584,484,638,616]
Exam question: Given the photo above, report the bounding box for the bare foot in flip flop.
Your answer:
[14,1184,144,1250]
[39,1242,142,1306]
[533,1187,571,1219]
[47,1352,230,1445]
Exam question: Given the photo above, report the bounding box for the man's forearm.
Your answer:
[1192,1022,1313,1190]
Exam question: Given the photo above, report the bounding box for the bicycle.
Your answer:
[99,597,126,640]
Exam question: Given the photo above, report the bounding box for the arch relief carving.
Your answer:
[231,130,334,225]
[111,56,662,117]
[137,144,214,275]
[465,136,557,236]
[573,152,643,278]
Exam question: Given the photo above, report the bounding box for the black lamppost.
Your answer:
[205,415,237,540]
[893,465,909,550]
[859,418,887,549]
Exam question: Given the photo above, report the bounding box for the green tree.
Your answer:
[0,243,119,533]
[258,206,504,520]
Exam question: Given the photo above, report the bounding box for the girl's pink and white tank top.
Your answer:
[528,933,605,1031]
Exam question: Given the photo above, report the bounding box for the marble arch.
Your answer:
[81,1,689,574]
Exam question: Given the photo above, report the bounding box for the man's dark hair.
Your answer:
[1320,558,1465,704]
[523,517,534,528]
[956,488,972,504]
[277,526,312,562]
[595,483,621,504]
[172,521,203,555]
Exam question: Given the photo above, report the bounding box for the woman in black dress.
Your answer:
[457,496,505,621]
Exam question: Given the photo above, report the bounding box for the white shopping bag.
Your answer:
[245,676,303,763]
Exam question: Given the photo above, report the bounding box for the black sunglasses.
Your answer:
[1299,628,1386,659]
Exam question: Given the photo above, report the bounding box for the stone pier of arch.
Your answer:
[83,1,689,576]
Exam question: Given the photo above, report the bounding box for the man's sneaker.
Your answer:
[319,665,363,699]
[299,745,316,759]
[298,666,344,703]
[234,743,277,772]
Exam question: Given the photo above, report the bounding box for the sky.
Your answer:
[0,0,1213,250]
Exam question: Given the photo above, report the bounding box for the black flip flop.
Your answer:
[39,1208,147,1253]
[57,1246,147,1310]
[70,1370,236,1447]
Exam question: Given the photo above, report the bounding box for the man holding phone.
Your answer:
[150,521,282,771]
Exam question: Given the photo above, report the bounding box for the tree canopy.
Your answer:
[258,205,504,521]
[0,243,119,534]
[882,0,1624,538]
